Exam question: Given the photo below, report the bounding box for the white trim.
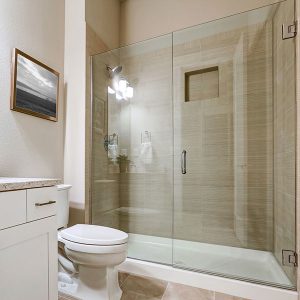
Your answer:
[118,258,298,300]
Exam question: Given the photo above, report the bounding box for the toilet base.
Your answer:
[74,266,122,300]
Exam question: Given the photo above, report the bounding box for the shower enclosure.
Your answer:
[90,0,297,290]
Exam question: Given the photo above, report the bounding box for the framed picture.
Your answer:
[11,48,59,121]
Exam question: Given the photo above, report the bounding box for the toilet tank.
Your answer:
[56,184,72,229]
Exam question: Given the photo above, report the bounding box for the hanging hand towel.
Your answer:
[140,142,153,165]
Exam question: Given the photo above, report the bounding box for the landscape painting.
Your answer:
[11,49,59,121]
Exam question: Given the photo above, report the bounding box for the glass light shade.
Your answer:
[108,86,115,94]
[126,86,134,98]
[118,79,127,93]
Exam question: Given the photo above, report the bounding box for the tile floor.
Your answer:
[58,272,249,300]
[59,292,80,300]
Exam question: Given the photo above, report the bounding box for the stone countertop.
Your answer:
[0,177,62,192]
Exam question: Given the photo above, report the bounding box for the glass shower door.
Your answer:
[173,0,297,289]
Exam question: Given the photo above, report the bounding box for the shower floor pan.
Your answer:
[127,233,292,288]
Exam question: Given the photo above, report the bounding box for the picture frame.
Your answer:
[11,48,59,122]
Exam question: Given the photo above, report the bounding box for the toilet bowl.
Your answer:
[58,224,128,300]
[56,185,128,299]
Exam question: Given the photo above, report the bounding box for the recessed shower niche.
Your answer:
[185,66,219,102]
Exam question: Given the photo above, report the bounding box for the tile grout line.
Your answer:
[161,282,169,300]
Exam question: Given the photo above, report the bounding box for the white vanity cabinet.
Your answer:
[0,187,58,300]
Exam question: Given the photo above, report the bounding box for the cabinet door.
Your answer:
[0,216,57,300]
[0,190,26,230]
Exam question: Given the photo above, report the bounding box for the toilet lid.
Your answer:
[60,224,128,246]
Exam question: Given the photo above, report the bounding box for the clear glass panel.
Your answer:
[91,34,173,265]
[91,47,121,230]
[173,0,296,289]
[91,0,297,290]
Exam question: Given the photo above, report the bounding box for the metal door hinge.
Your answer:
[282,21,297,40]
[282,250,298,267]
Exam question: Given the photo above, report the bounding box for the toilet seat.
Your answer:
[60,236,127,254]
[61,224,128,246]
[60,224,128,246]
[58,224,128,254]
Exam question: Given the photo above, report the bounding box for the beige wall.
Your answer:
[64,0,86,217]
[86,0,120,50]
[0,0,65,178]
[120,0,282,46]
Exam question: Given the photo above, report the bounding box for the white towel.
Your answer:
[140,142,153,165]
[108,144,118,161]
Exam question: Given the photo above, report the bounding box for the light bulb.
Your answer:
[108,86,115,94]
[118,79,127,93]
[126,86,134,98]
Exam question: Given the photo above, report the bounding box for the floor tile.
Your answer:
[121,290,139,300]
[121,274,167,299]
[59,273,249,300]
[121,292,162,300]
[135,294,161,300]
[119,271,130,287]
[58,296,74,300]
[58,292,80,300]
[161,282,214,300]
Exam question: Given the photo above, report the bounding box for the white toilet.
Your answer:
[56,184,128,300]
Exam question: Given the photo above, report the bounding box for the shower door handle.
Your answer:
[181,150,187,174]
